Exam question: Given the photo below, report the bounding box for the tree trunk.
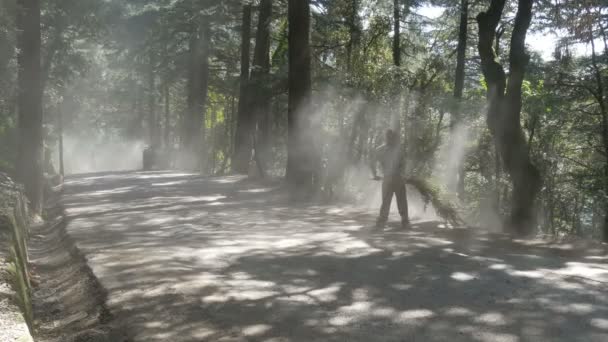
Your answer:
[453,0,468,100]
[453,0,468,200]
[286,0,315,196]
[137,83,146,140]
[392,0,401,67]
[200,22,210,155]
[477,0,541,236]
[251,0,272,176]
[148,51,159,147]
[357,116,368,162]
[183,31,201,153]
[233,3,253,173]
[346,0,360,73]
[392,0,401,134]
[182,22,211,170]
[58,103,64,178]
[164,83,170,148]
[228,91,236,166]
[127,77,139,137]
[348,105,366,160]
[16,0,43,214]
[220,96,234,174]
[603,204,608,242]
[210,109,217,173]
[493,142,501,216]
[584,10,608,242]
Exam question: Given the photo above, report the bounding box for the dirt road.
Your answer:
[62,171,608,342]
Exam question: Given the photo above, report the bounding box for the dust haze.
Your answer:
[300,85,482,223]
[56,78,497,227]
[60,135,145,174]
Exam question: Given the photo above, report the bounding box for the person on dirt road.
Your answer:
[371,129,410,229]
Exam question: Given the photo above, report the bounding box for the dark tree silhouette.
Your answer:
[183,21,210,169]
[477,0,541,236]
[392,0,401,67]
[392,0,401,134]
[251,0,273,177]
[452,0,468,200]
[286,0,315,196]
[148,51,159,148]
[16,0,43,214]
[233,3,253,174]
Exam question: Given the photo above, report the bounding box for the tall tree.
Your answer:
[58,94,64,178]
[183,29,201,159]
[392,0,401,67]
[392,0,402,133]
[346,0,360,74]
[148,50,159,148]
[182,21,211,170]
[251,0,272,176]
[16,0,43,214]
[452,0,468,200]
[199,21,211,161]
[477,0,541,235]
[286,0,315,195]
[589,29,608,243]
[233,3,253,173]
[161,21,171,150]
[163,83,170,148]
[578,4,608,242]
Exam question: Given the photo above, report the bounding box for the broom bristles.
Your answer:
[405,177,463,226]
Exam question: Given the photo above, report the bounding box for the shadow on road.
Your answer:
[62,171,608,342]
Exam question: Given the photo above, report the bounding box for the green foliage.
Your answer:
[406,176,463,226]
[0,0,606,240]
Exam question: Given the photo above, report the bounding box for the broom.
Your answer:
[404,176,464,227]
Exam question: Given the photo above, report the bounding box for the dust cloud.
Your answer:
[60,135,145,175]
[301,87,443,221]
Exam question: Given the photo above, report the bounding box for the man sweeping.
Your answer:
[371,129,410,228]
